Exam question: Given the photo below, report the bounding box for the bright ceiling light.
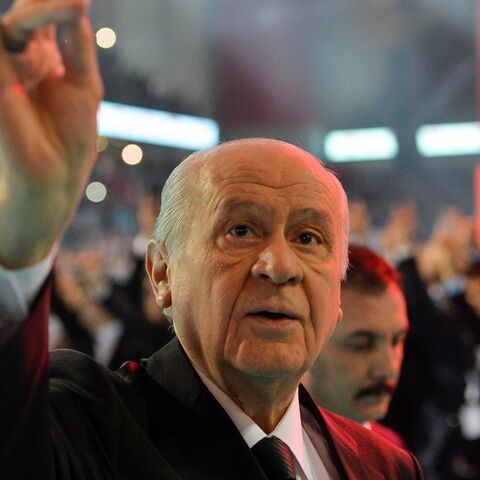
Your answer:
[324,127,398,162]
[97,101,219,150]
[416,122,480,157]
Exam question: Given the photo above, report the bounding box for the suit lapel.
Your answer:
[140,340,386,480]
[299,386,385,480]
[140,338,268,480]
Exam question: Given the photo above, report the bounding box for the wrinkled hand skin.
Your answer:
[0,0,103,269]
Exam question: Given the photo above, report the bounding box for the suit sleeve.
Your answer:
[0,279,55,479]
[409,451,425,479]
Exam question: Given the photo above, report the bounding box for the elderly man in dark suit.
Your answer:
[0,1,423,479]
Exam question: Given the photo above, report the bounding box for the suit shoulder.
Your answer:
[320,408,423,478]
[51,349,124,390]
[49,349,146,425]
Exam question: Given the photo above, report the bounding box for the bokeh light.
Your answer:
[96,27,117,49]
[122,144,143,165]
[85,182,107,203]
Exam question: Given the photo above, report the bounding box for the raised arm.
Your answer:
[0,0,102,269]
[0,2,102,477]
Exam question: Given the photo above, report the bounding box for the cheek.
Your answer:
[394,349,405,373]
[198,255,249,333]
[169,253,209,333]
[347,358,376,396]
[307,281,341,349]
[339,357,363,385]
[317,356,355,397]
[324,358,362,401]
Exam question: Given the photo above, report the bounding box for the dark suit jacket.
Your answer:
[1,282,424,480]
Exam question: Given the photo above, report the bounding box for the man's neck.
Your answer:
[197,363,301,433]
[233,382,298,433]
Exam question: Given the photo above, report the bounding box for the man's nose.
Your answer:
[251,235,303,285]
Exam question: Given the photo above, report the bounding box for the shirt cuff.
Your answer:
[0,245,57,345]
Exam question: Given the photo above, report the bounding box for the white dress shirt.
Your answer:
[197,370,336,480]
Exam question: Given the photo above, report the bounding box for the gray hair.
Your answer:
[152,149,204,259]
[152,139,350,275]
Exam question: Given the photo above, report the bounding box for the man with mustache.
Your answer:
[304,244,409,447]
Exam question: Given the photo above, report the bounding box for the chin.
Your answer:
[366,408,388,423]
[231,341,307,378]
[235,357,305,380]
[241,363,303,379]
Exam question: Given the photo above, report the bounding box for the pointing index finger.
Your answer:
[58,13,99,81]
[1,0,99,80]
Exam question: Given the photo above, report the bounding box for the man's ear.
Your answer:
[146,239,171,310]
[337,307,343,324]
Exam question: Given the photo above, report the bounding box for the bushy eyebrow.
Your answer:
[215,199,334,245]
[288,207,334,245]
[212,199,269,238]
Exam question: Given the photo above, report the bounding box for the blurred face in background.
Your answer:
[304,283,408,424]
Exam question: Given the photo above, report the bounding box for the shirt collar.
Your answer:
[196,369,308,475]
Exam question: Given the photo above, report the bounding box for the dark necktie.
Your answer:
[251,436,297,480]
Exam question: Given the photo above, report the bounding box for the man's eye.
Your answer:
[229,225,250,237]
[349,343,373,352]
[298,232,318,245]
[346,337,375,351]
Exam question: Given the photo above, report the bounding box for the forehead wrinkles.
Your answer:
[203,180,338,227]
[193,145,346,253]
[201,159,339,201]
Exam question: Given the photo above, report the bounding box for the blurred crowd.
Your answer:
[50,194,480,480]
[48,193,174,369]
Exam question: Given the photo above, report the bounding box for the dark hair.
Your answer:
[344,244,402,294]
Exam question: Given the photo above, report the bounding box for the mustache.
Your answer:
[355,382,395,400]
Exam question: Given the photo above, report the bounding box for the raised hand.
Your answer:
[380,201,417,255]
[0,0,103,268]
